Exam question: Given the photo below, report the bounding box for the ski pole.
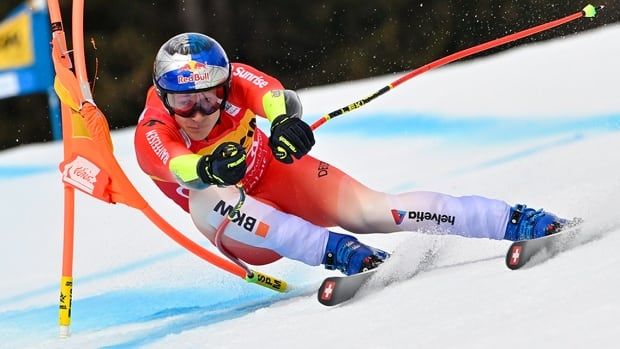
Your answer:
[213,184,288,292]
[311,4,602,130]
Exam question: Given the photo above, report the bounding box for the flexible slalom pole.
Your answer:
[48,0,276,337]
[47,0,76,338]
[58,116,75,340]
[311,4,602,130]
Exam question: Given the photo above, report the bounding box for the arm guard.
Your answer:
[169,153,210,190]
[261,89,303,122]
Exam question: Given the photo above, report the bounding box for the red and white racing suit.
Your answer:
[135,63,511,266]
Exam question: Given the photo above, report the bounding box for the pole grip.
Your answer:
[246,270,288,292]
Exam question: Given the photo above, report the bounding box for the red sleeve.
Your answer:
[229,63,284,118]
[134,87,193,183]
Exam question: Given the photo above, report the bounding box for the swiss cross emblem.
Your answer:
[509,245,523,266]
[321,281,336,301]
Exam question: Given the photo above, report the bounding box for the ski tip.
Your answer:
[582,4,598,18]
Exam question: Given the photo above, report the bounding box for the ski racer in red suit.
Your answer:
[135,33,570,275]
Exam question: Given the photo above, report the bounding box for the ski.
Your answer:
[505,223,582,270]
[317,269,377,306]
[317,243,441,306]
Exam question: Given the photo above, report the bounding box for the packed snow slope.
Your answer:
[1,24,619,349]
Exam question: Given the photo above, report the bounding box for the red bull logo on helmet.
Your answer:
[177,60,210,85]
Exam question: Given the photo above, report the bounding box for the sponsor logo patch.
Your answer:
[223,101,241,117]
[321,281,336,301]
[391,209,456,226]
[317,161,330,178]
[145,129,170,164]
[233,66,269,88]
[509,245,523,266]
[391,209,407,225]
[214,200,270,237]
[61,155,108,197]
[177,60,209,85]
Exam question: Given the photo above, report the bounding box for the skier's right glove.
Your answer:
[197,142,247,186]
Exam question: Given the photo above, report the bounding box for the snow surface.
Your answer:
[1,24,619,349]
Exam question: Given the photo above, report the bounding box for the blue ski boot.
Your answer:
[503,204,568,241]
[322,231,390,275]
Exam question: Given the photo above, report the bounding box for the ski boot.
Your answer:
[503,204,569,241]
[322,231,390,275]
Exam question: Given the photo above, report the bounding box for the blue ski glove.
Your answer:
[269,115,315,164]
[197,142,247,186]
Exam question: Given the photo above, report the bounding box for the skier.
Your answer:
[134,32,569,276]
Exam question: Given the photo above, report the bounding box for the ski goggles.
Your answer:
[166,88,223,118]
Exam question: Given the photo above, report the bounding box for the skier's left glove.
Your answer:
[269,114,315,164]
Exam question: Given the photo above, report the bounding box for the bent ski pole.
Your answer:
[311,4,602,130]
[214,184,288,292]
